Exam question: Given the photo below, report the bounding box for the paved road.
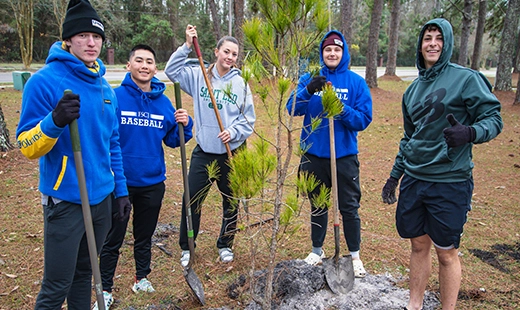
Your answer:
[1,67,496,85]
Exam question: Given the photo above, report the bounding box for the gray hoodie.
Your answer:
[164,44,255,154]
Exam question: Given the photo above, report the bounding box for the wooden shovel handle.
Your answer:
[329,118,340,261]
[192,37,232,157]
[65,89,105,309]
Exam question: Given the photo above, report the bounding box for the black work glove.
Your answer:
[114,196,131,222]
[443,114,476,147]
[381,177,399,204]
[306,75,327,94]
[52,93,80,128]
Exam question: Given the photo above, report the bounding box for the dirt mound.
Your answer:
[378,74,403,82]
[227,260,440,310]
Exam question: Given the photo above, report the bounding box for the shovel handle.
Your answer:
[174,83,196,266]
[329,118,340,261]
[65,89,105,309]
[192,37,232,158]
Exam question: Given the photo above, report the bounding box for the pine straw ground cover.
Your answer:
[0,76,519,310]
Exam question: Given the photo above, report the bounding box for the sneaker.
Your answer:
[131,278,155,293]
[92,291,113,310]
[180,250,190,267]
[304,250,325,265]
[352,259,366,278]
[218,247,234,263]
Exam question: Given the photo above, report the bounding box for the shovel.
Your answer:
[65,89,105,309]
[322,116,355,294]
[174,82,205,305]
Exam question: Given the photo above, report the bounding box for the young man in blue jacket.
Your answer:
[94,44,193,309]
[16,0,131,308]
[287,30,373,278]
[381,18,502,310]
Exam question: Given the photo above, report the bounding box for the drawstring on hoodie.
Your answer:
[141,92,152,105]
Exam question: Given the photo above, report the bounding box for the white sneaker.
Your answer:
[92,291,113,310]
[352,259,367,278]
[131,278,155,293]
[304,250,325,265]
[218,247,234,263]
[180,250,190,267]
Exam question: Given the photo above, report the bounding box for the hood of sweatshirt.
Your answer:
[120,72,166,101]
[416,18,453,80]
[319,30,350,75]
[45,41,107,82]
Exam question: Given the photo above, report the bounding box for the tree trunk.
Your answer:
[234,0,245,67]
[495,0,520,91]
[51,0,68,40]
[457,0,473,66]
[207,0,222,41]
[340,0,353,61]
[514,31,520,73]
[471,0,487,70]
[167,0,179,50]
[384,0,401,76]
[365,0,384,88]
[515,75,520,105]
[8,0,34,69]
[0,104,14,152]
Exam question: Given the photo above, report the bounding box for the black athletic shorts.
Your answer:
[395,174,473,249]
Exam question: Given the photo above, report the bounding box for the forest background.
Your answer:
[0,0,518,74]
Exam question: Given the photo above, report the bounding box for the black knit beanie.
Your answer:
[62,0,105,41]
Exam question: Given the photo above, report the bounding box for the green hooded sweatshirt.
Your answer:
[390,18,503,183]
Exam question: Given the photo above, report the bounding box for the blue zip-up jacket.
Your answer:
[286,30,373,159]
[115,73,193,187]
[16,41,128,204]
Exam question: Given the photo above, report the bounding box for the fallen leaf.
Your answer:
[3,273,18,278]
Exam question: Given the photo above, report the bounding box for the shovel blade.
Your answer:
[323,255,355,294]
[183,267,205,305]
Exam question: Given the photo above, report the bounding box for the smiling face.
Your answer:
[127,48,157,90]
[421,27,443,69]
[322,45,343,70]
[65,32,103,67]
[214,40,239,76]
